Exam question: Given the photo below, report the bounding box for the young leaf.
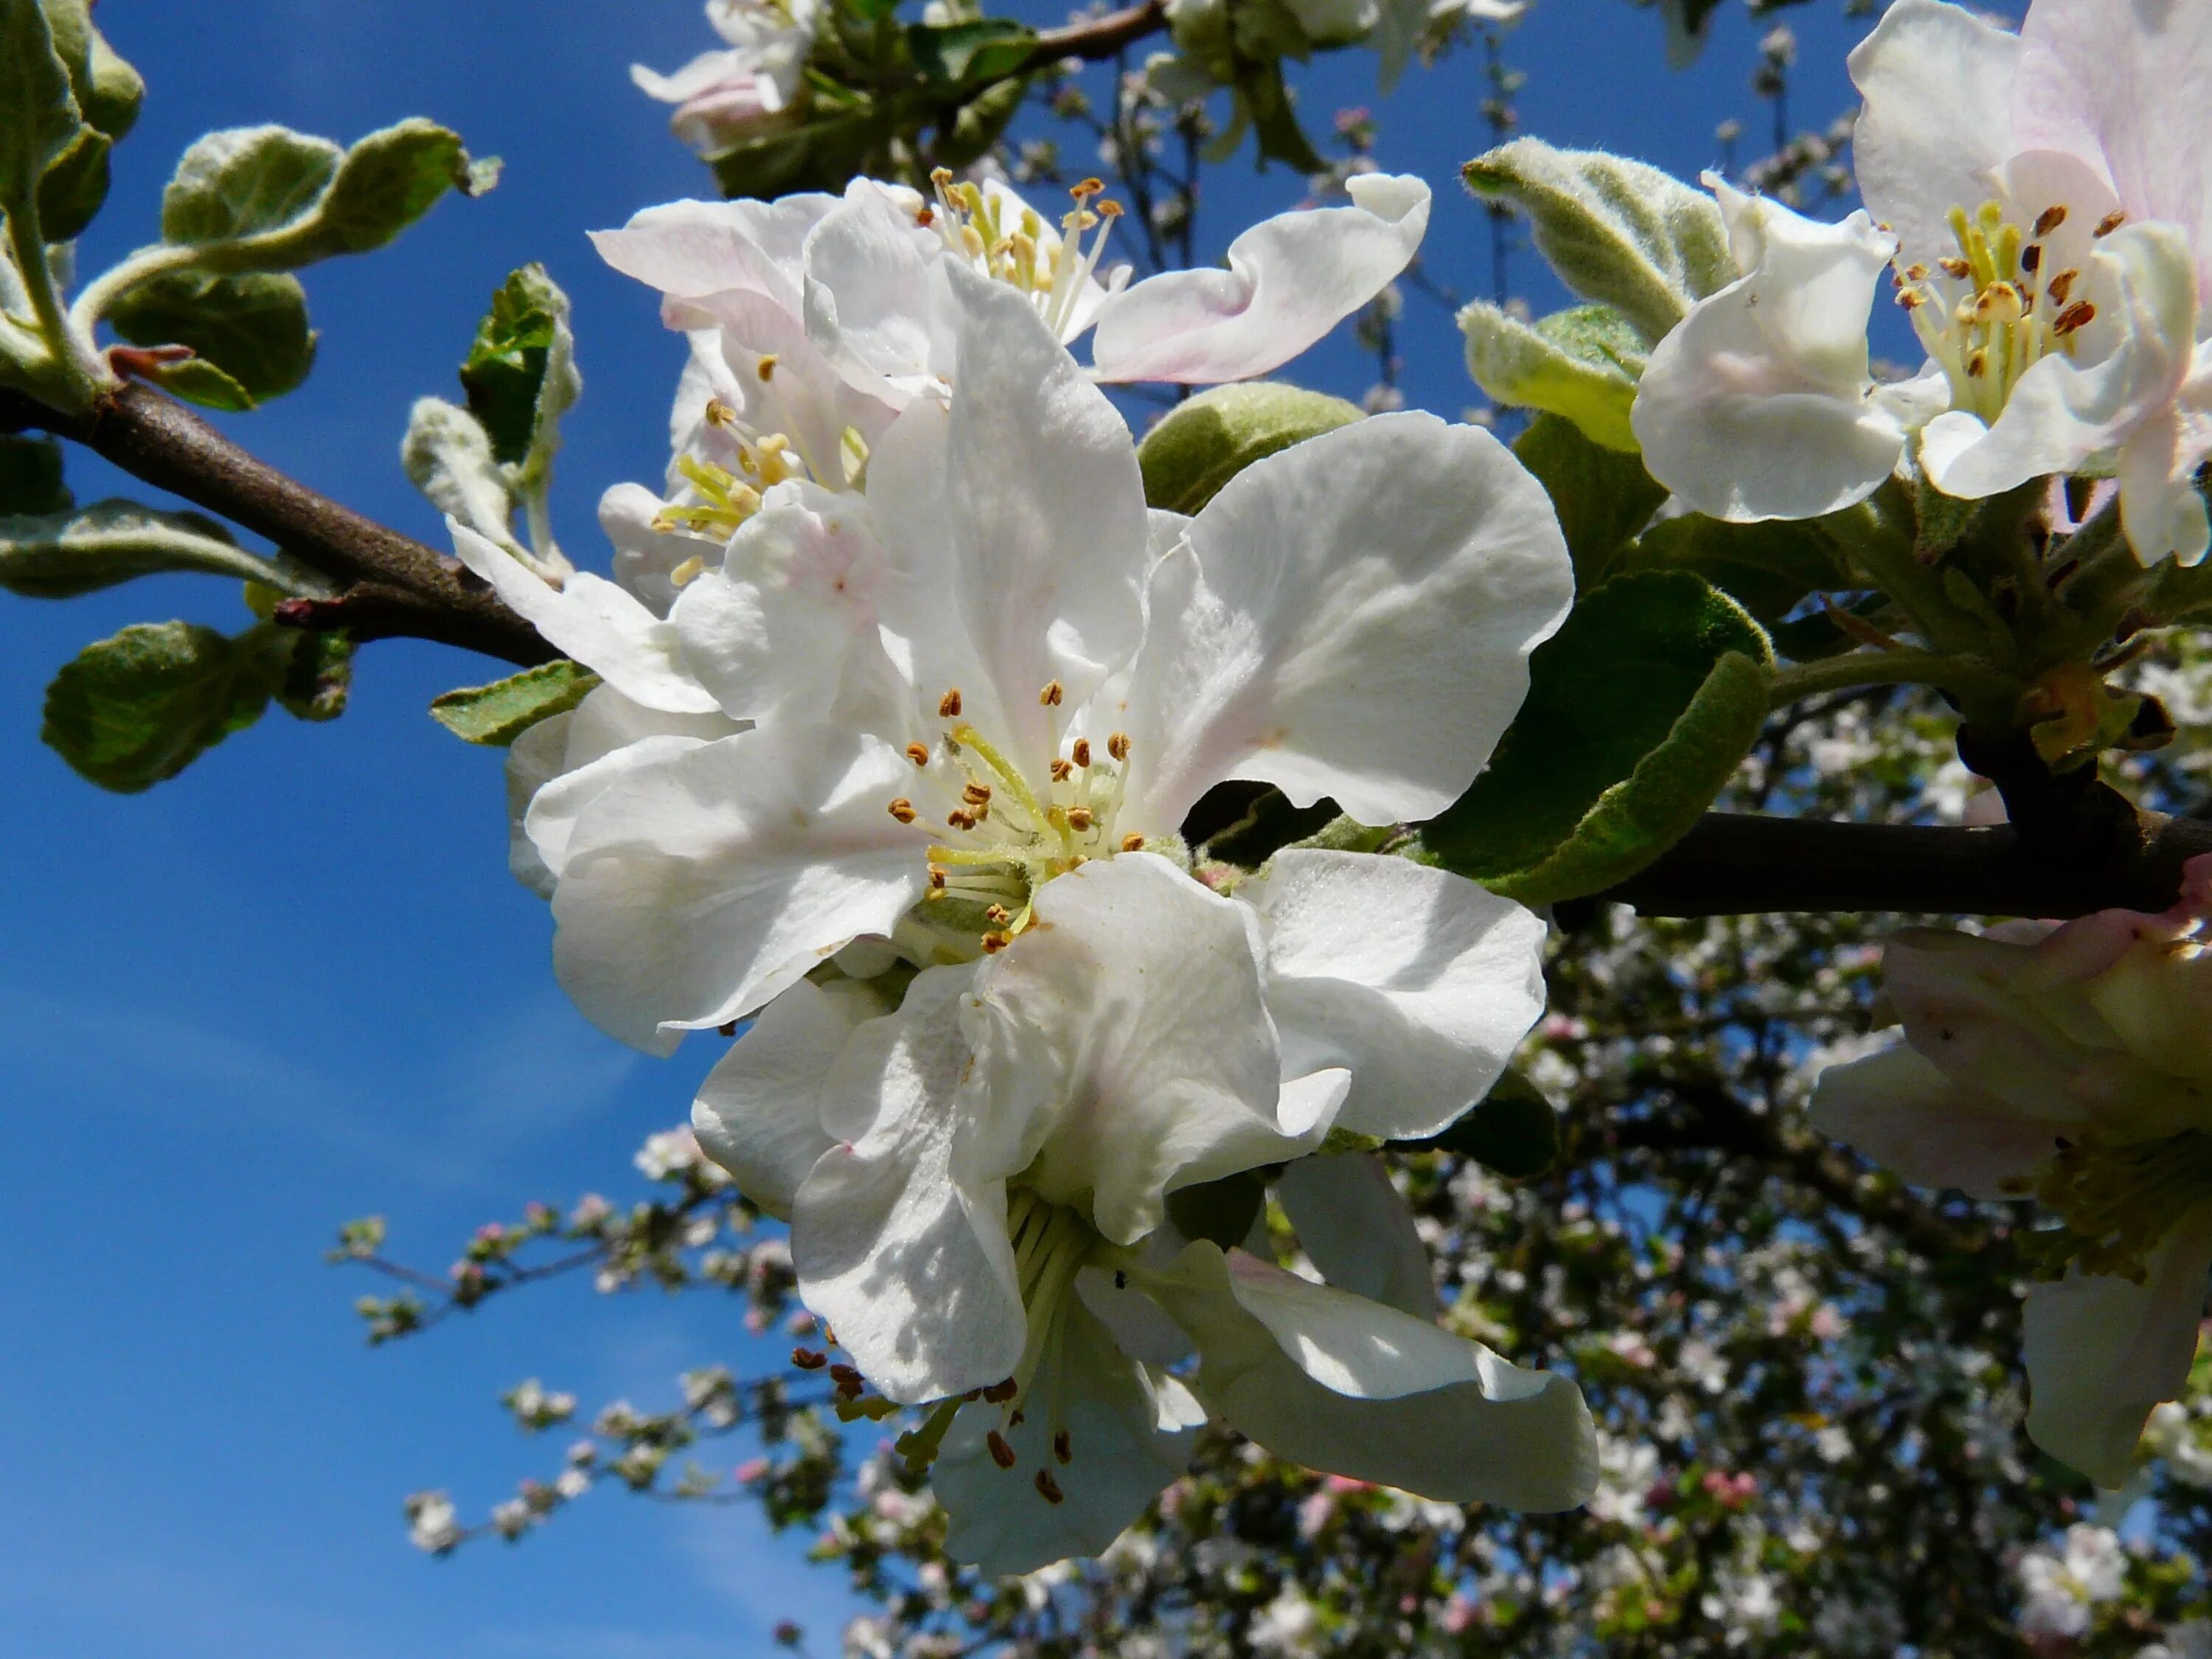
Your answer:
[1239,61,1325,174]
[1463,139,1733,344]
[0,500,286,598]
[40,0,143,140]
[401,397,518,551]
[1137,382,1363,515]
[136,354,258,413]
[1416,1072,1559,1180]
[277,628,353,722]
[907,19,1036,86]
[0,0,83,212]
[41,619,291,792]
[1461,302,1646,452]
[1422,569,1774,905]
[108,270,316,404]
[430,660,600,746]
[313,118,477,256]
[35,122,109,240]
[1613,513,1848,622]
[709,106,881,202]
[459,265,578,475]
[1512,414,1666,589]
[0,434,70,516]
[161,124,344,245]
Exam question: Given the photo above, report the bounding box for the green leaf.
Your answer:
[1463,139,1733,343]
[907,19,1035,86]
[1613,513,1848,622]
[1461,301,1646,452]
[1419,1072,1559,1180]
[41,619,294,792]
[1512,413,1666,588]
[108,270,316,404]
[0,499,286,598]
[1138,382,1363,515]
[35,122,108,240]
[0,434,69,515]
[709,106,881,202]
[312,118,474,257]
[1166,1172,1267,1252]
[40,0,142,140]
[1239,61,1324,173]
[137,353,257,412]
[161,124,344,245]
[932,74,1027,172]
[0,0,83,212]
[401,397,517,549]
[430,659,600,746]
[1422,569,1773,905]
[277,628,352,722]
[459,264,578,474]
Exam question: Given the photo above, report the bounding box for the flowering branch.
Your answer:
[0,380,554,667]
[1026,0,1169,71]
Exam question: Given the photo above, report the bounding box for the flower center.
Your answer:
[1893,198,2126,425]
[2015,1127,2212,1283]
[888,683,1144,956]
[925,170,1123,340]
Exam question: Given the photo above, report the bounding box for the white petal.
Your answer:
[505,709,574,899]
[1148,1242,1599,1509]
[672,481,907,728]
[793,965,1025,1403]
[1631,185,1905,522]
[549,724,927,1051]
[598,481,721,619]
[933,1300,1200,1575]
[2023,1205,2212,1488]
[692,977,879,1217]
[1274,1154,1436,1320]
[1923,222,2199,501]
[2018,0,2212,296]
[1088,175,1430,384]
[869,268,1152,787]
[1239,849,1548,1140]
[451,521,721,715]
[965,854,1326,1245]
[591,196,835,315]
[2118,391,2212,568]
[1806,1041,2058,1200]
[801,185,947,400]
[1848,0,2021,263]
[1113,411,1572,831]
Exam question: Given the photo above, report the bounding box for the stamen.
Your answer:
[1050,759,1074,782]
[963,782,993,806]
[1053,1430,1072,1465]
[2095,209,2127,237]
[939,689,964,718]
[757,353,779,381]
[987,1430,1018,1469]
[1065,807,1094,832]
[1107,733,1131,762]
[1039,679,1064,707]
[2033,204,2068,238]
[1034,1470,1064,1504]
[1071,738,1091,768]
[2054,301,2096,335]
[1938,256,1973,279]
[2047,269,2078,306]
[1121,833,1145,852]
[791,1348,827,1370]
[982,1378,1019,1404]
[669,556,706,588]
[906,743,930,768]
[2020,243,2043,275]
[703,398,739,428]
[888,799,917,824]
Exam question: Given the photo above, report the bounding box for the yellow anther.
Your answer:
[703,397,740,428]
[888,799,917,824]
[757,353,779,382]
[1107,732,1130,762]
[940,689,964,718]
[1049,759,1074,782]
[985,904,1012,925]
[1065,807,1094,832]
[1975,282,2025,327]
[1120,833,1145,852]
[1938,256,1973,279]
[669,555,706,588]
[906,743,931,768]
[963,782,993,806]
[2033,204,2069,238]
[1039,679,1064,707]
[1070,738,1091,768]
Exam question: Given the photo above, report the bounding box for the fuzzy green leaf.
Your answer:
[908,19,1035,86]
[1461,302,1646,452]
[0,500,282,598]
[1138,382,1363,515]
[459,263,578,475]
[1512,413,1666,588]
[0,434,69,516]
[41,619,293,791]
[0,0,83,212]
[137,354,258,413]
[35,122,108,240]
[108,270,316,404]
[1463,139,1734,342]
[161,124,344,245]
[430,659,600,746]
[1422,569,1773,904]
[41,0,142,140]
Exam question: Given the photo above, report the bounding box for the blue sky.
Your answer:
[0,3,1884,1654]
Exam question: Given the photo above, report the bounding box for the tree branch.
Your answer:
[1027,0,1169,71]
[2,380,554,667]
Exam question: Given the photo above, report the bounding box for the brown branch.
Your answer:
[1026,0,1169,71]
[2,380,554,667]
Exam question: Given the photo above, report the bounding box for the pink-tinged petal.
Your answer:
[1882,930,2115,1120]
[1274,1154,1436,1320]
[1147,1242,1598,1510]
[1849,0,2023,262]
[692,977,883,1217]
[1632,182,1909,522]
[549,723,928,1051]
[2023,1204,2212,1487]
[1113,412,1572,831]
[793,966,1026,1404]
[2018,0,2212,295]
[2116,359,2212,568]
[1088,175,1430,385]
[932,1300,1203,1575]
[1808,1041,2062,1200]
[1239,850,1548,1141]
[598,481,723,619]
[966,855,1326,1245]
[590,197,833,315]
[450,522,723,716]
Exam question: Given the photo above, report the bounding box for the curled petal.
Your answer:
[1147,1242,1598,1510]
[1239,849,1548,1141]
[1116,412,1573,831]
[1808,1041,2060,1200]
[793,966,1026,1403]
[590,196,834,316]
[451,522,721,716]
[1274,1153,1436,1320]
[1848,0,2021,261]
[2022,1204,2212,1487]
[1632,182,1911,522]
[1088,175,1430,385]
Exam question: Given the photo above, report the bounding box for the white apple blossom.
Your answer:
[1810,858,2212,1485]
[1634,0,2212,565]
[632,0,821,156]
